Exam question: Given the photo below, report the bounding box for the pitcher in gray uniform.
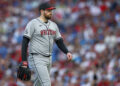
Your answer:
[21,2,72,86]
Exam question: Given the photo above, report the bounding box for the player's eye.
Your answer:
[46,9,52,13]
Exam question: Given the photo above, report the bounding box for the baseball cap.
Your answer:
[38,2,56,11]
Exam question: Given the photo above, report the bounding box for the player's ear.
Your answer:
[40,10,44,15]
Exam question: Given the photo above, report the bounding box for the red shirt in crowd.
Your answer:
[98,80,110,86]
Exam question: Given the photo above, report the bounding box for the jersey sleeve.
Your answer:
[23,21,34,39]
[54,24,62,40]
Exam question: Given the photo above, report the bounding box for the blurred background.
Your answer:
[0,0,120,86]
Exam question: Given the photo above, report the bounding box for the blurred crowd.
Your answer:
[0,0,120,86]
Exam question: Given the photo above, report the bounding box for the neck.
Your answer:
[40,15,48,23]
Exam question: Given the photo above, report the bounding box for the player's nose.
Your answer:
[50,11,52,15]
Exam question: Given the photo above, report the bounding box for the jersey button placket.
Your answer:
[46,24,50,56]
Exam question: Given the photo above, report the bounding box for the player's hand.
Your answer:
[67,52,72,61]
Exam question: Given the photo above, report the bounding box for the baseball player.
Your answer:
[20,2,72,86]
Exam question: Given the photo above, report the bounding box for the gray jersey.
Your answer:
[23,18,61,56]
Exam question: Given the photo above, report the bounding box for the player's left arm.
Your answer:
[55,38,72,61]
[54,23,72,60]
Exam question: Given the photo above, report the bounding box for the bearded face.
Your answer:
[44,10,53,19]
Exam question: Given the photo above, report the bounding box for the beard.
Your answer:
[45,14,52,19]
[44,12,52,20]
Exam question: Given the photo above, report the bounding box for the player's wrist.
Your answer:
[67,51,71,54]
[22,61,28,66]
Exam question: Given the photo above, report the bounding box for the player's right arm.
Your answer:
[22,37,30,62]
[21,21,34,66]
[17,35,31,80]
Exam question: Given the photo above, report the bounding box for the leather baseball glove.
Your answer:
[17,61,31,81]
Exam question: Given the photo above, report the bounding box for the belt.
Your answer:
[30,53,51,57]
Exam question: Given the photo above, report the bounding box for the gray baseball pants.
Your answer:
[28,53,52,86]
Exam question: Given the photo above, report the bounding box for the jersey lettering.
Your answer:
[40,29,56,36]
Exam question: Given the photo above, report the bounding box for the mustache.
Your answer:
[49,14,52,16]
